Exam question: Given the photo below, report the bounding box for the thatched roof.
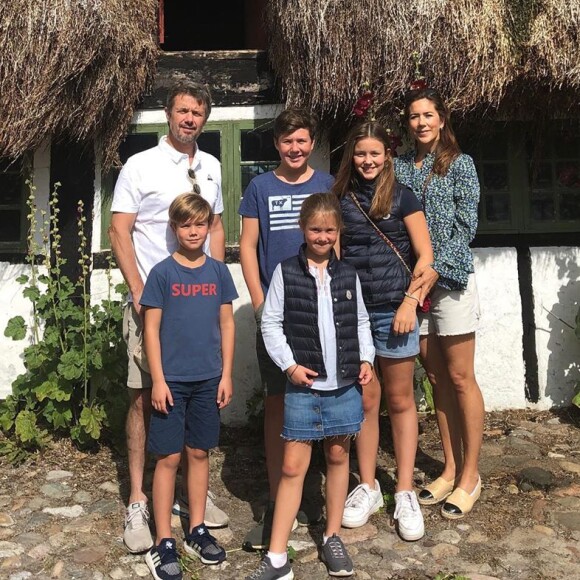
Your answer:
[266,0,580,124]
[0,0,158,170]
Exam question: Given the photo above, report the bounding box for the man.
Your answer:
[109,81,228,554]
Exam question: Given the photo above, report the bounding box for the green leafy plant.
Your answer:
[414,358,435,414]
[0,182,128,461]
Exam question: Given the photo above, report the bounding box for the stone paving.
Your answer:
[0,409,579,579]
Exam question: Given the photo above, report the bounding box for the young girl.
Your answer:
[246,193,374,580]
[395,88,483,519]
[333,121,433,541]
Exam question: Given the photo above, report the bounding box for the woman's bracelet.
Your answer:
[286,365,298,379]
[404,292,419,302]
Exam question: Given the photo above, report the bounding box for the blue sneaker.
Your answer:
[145,538,182,580]
[183,523,226,565]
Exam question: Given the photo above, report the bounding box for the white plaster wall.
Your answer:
[0,140,52,399]
[0,264,37,399]
[531,247,580,408]
[472,248,527,410]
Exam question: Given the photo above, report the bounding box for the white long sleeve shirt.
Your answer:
[262,263,375,391]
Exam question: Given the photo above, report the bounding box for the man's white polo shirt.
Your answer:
[111,136,223,291]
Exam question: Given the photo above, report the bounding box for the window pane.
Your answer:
[241,128,278,162]
[120,133,158,164]
[241,163,278,191]
[555,162,580,188]
[530,194,555,220]
[0,173,23,205]
[197,131,221,161]
[482,164,508,190]
[0,210,21,241]
[530,163,552,188]
[484,194,510,222]
[560,193,580,220]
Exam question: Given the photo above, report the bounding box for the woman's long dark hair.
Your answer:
[404,88,461,176]
[332,121,396,219]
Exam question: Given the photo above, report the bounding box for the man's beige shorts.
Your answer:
[418,274,481,337]
[122,304,152,389]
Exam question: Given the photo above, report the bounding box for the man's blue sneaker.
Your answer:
[183,523,226,565]
[145,538,182,580]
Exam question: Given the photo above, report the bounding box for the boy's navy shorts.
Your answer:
[148,376,221,455]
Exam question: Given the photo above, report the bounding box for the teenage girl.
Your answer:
[246,192,374,580]
[333,121,433,541]
[395,88,483,519]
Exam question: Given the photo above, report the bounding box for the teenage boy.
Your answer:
[239,109,334,549]
[141,194,237,580]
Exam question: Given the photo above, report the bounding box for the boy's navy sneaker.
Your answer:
[183,523,226,565]
[320,534,354,577]
[245,555,294,580]
[145,538,182,580]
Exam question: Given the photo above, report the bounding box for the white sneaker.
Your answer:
[341,479,384,528]
[123,500,153,553]
[393,490,425,541]
[172,490,230,528]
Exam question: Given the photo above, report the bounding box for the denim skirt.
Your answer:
[282,382,364,441]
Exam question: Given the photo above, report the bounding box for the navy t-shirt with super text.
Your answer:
[140,255,238,382]
[239,170,334,292]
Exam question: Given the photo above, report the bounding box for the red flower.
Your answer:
[352,85,375,119]
[410,78,427,91]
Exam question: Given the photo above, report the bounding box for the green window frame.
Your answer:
[101,119,277,249]
[0,156,30,253]
[461,123,580,234]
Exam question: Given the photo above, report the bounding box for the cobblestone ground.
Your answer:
[0,409,579,580]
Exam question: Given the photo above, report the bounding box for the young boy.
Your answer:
[239,109,334,550]
[141,194,238,580]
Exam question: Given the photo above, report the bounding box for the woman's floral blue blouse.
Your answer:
[394,152,480,290]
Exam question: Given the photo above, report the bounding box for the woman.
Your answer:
[394,87,484,519]
[333,121,433,541]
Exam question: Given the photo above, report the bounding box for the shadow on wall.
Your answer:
[543,251,580,406]
[221,302,259,425]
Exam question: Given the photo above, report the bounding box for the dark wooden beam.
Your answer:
[143,50,278,109]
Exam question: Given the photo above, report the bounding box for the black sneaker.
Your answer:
[184,523,226,565]
[320,534,353,577]
[245,555,294,580]
[242,502,298,551]
[145,538,182,580]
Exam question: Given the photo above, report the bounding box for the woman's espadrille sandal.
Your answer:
[441,476,481,520]
[418,477,455,506]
